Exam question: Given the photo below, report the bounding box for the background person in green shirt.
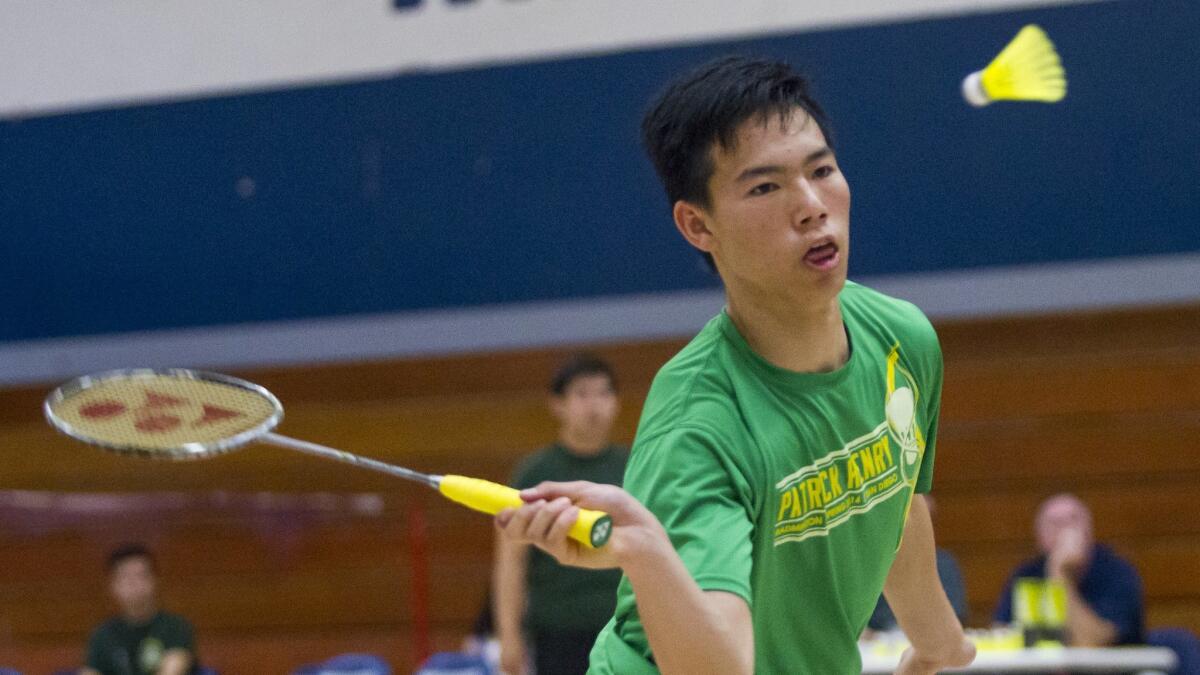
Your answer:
[493,354,628,675]
[82,544,197,675]
[496,56,975,674]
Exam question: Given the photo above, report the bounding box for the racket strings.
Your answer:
[48,374,277,452]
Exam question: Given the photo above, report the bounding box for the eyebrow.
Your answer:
[735,147,833,183]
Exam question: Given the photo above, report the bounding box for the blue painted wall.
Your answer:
[3,0,1197,341]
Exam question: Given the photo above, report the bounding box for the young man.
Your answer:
[496,56,974,674]
[493,354,628,675]
[82,544,197,675]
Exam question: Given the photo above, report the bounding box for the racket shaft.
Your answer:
[438,475,611,549]
[259,432,437,487]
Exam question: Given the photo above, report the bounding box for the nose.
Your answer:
[792,179,828,230]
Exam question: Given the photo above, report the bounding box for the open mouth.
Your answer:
[803,241,840,271]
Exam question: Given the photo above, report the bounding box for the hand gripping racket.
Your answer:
[43,369,613,548]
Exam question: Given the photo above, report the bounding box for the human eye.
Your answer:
[747,182,779,196]
[813,164,837,179]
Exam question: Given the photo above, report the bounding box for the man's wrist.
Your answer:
[615,527,674,578]
[909,635,975,670]
[1047,563,1076,584]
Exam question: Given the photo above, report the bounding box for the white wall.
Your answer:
[0,0,1101,118]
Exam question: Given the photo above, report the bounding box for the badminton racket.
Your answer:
[43,368,612,548]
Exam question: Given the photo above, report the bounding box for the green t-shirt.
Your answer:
[589,282,942,674]
[85,610,196,675]
[513,443,629,633]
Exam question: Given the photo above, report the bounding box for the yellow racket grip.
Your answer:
[438,475,612,549]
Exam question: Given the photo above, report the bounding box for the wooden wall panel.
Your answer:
[2,303,1199,673]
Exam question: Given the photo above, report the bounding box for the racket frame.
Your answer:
[43,368,284,460]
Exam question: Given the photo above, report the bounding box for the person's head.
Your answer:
[106,543,159,621]
[1035,493,1095,556]
[548,354,619,453]
[642,56,850,307]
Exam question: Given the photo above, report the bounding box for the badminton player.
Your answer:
[496,56,975,674]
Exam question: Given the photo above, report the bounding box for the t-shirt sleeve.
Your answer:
[623,425,756,605]
[915,326,943,494]
[84,626,109,669]
[162,615,196,652]
[510,452,542,490]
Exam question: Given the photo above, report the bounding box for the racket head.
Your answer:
[44,368,283,460]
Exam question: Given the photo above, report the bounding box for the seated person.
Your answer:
[868,495,968,631]
[82,543,197,675]
[993,493,1143,646]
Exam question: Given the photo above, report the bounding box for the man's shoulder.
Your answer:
[1093,544,1143,581]
[516,444,561,467]
[842,281,937,341]
[88,616,124,641]
[640,316,742,424]
[155,611,194,630]
[1009,554,1047,579]
[151,611,196,651]
[511,444,561,485]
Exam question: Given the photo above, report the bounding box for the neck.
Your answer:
[122,604,157,625]
[558,430,608,457]
[725,287,848,373]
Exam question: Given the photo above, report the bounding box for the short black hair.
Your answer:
[106,543,156,574]
[641,55,834,269]
[549,353,617,396]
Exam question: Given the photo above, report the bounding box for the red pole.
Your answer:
[407,499,433,668]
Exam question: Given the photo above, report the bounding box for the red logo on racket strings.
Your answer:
[76,389,243,434]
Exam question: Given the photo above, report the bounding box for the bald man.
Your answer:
[993,493,1144,646]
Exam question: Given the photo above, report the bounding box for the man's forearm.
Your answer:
[623,541,753,675]
[493,538,529,643]
[883,497,966,659]
[1057,579,1117,646]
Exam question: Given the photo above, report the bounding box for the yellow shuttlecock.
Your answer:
[962,24,1066,106]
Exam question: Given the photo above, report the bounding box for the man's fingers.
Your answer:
[524,498,570,541]
[523,481,635,517]
[520,481,593,502]
[499,500,540,541]
[546,504,580,543]
[495,508,515,528]
[496,498,579,547]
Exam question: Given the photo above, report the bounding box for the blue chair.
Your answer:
[415,652,494,675]
[1149,627,1200,675]
[292,652,391,675]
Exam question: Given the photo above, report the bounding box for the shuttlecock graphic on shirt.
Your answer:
[885,343,925,487]
[886,386,919,467]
